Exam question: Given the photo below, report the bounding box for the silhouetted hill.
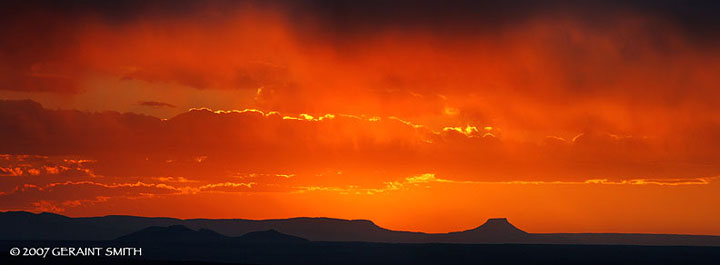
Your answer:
[114,225,308,244]
[237,229,309,243]
[472,218,527,236]
[0,211,126,240]
[438,218,529,243]
[115,225,227,243]
[185,217,403,241]
[1,211,719,246]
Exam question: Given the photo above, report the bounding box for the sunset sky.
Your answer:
[2,0,720,235]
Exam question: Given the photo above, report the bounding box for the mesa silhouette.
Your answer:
[1,211,719,246]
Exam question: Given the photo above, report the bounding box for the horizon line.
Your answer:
[3,210,719,237]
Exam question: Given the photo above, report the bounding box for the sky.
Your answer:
[2,0,720,235]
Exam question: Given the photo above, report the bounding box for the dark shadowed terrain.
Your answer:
[2,211,720,264]
[2,240,720,265]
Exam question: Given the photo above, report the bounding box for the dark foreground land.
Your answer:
[2,240,720,265]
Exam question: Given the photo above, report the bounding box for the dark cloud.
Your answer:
[287,0,720,41]
[138,101,176,108]
[2,0,720,83]
[5,1,718,36]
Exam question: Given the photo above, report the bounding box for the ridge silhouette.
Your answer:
[114,225,308,243]
[116,225,228,243]
[237,229,309,243]
[1,211,719,246]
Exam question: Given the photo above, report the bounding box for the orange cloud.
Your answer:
[3,100,720,183]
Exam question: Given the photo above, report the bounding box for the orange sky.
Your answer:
[1,0,720,235]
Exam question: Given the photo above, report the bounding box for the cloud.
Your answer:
[137,101,176,108]
[3,100,720,184]
[0,180,177,211]
[2,1,720,158]
[0,153,267,212]
[2,1,720,115]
